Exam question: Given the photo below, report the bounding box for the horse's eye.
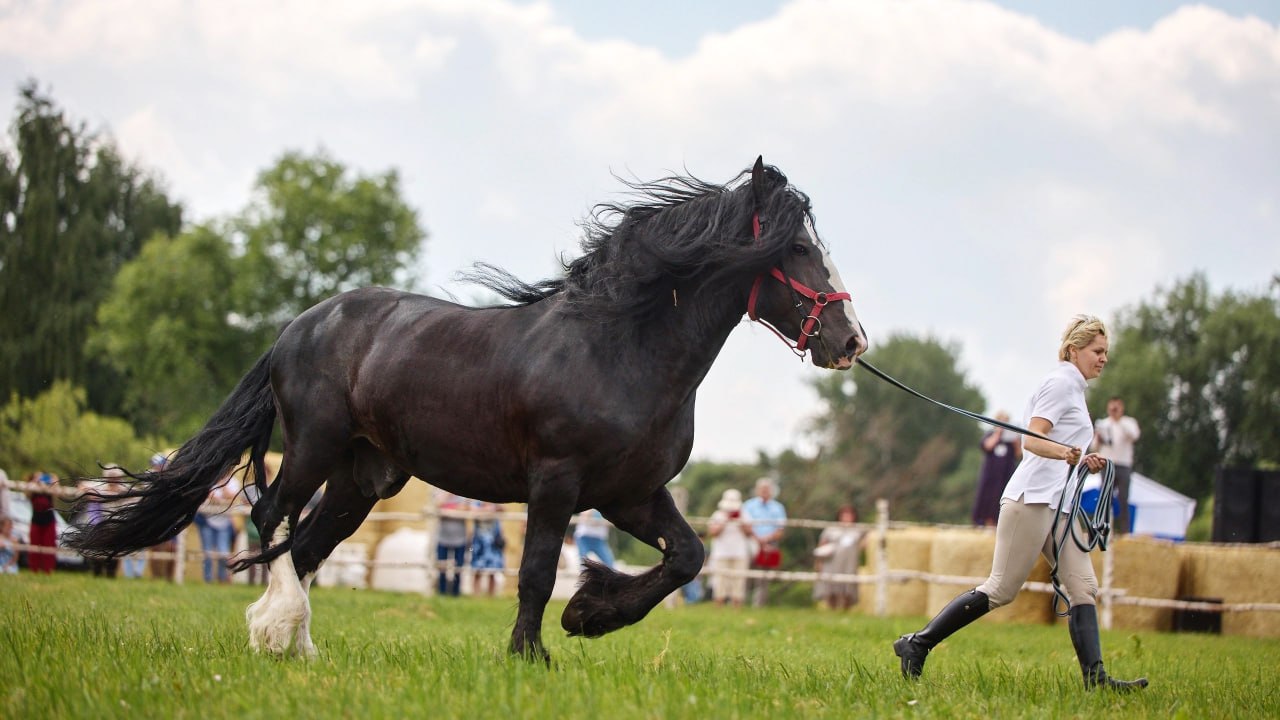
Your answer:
[791,243,808,256]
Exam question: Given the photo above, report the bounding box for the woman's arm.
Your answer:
[981,431,1001,452]
[1022,417,1081,464]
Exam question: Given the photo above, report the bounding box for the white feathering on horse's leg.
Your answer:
[246,521,312,657]
[291,571,319,658]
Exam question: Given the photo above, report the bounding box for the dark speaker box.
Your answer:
[1256,471,1280,543]
[1212,467,1257,543]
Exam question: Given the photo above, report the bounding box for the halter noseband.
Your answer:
[745,213,852,357]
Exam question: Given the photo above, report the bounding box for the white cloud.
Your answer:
[2,0,1276,462]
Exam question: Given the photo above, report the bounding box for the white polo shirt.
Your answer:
[1002,361,1094,511]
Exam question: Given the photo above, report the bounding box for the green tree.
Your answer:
[1091,274,1280,500]
[0,382,160,482]
[802,334,986,523]
[233,150,425,342]
[89,226,257,439]
[0,81,182,409]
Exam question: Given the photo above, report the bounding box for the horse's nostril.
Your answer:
[846,335,866,356]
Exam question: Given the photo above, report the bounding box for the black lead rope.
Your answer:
[855,357,1067,448]
[1049,459,1115,616]
[854,357,1114,614]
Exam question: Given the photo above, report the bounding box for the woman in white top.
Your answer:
[707,489,751,607]
[893,315,1147,691]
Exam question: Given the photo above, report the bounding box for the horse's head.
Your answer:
[745,157,868,370]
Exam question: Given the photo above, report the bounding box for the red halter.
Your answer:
[745,213,853,356]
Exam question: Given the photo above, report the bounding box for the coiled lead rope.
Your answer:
[1049,459,1114,615]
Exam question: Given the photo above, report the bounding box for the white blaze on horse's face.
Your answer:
[804,217,868,366]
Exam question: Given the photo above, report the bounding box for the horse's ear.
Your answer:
[750,155,766,208]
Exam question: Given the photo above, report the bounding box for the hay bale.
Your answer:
[924,529,991,614]
[1089,535,1181,632]
[1178,543,1280,639]
[857,527,934,617]
[1048,536,1178,629]
[923,528,1052,626]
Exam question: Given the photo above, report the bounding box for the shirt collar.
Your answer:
[1058,360,1087,390]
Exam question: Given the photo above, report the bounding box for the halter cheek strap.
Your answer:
[745,213,853,356]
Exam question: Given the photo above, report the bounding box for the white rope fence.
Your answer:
[5,479,1279,627]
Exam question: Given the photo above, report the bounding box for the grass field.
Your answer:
[2,574,1277,719]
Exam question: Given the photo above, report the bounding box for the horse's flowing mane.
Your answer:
[464,164,813,324]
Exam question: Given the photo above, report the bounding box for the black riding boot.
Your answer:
[1067,604,1149,691]
[893,589,990,679]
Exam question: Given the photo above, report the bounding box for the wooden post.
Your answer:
[875,498,889,617]
[174,531,185,584]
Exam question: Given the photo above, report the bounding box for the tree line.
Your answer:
[0,81,424,479]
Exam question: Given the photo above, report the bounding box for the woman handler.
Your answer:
[892,315,1148,691]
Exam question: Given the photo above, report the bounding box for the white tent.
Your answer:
[1081,472,1197,541]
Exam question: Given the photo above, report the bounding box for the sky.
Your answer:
[2,0,1277,464]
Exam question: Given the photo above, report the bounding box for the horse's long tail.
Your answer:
[68,350,277,559]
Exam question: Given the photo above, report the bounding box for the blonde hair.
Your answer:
[1059,314,1107,361]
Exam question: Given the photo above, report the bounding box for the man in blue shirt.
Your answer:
[742,477,786,607]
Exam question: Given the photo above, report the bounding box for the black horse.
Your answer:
[70,157,868,661]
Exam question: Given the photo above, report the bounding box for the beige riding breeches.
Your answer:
[975,497,1098,609]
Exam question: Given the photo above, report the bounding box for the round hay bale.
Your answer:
[857,527,934,617]
[1089,535,1181,632]
[925,528,991,614]
[1177,543,1280,639]
[922,528,1051,625]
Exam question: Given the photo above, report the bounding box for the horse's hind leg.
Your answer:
[561,487,703,638]
[245,439,347,657]
[284,458,391,656]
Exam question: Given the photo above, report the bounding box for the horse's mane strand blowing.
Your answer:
[464,164,813,326]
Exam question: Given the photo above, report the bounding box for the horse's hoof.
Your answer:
[561,596,625,638]
[508,639,551,666]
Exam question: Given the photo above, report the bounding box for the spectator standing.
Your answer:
[435,491,468,596]
[972,412,1023,527]
[27,471,59,573]
[707,489,750,607]
[0,516,18,574]
[1093,396,1141,535]
[469,501,506,597]
[573,509,616,569]
[742,477,786,607]
[198,475,241,583]
[813,504,866,611]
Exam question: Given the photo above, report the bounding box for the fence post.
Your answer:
[875,498,889,618]
[174,532,185,584]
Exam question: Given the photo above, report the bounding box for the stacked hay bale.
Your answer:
[857,527,934,617]
[926,528,1053,625]
[1087,535,1181,632]
[1178,543,1280,639]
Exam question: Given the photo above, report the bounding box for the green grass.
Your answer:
[2,574,1277,719]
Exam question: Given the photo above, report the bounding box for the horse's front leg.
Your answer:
[509,475,577,664]
[561,487,703,638]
